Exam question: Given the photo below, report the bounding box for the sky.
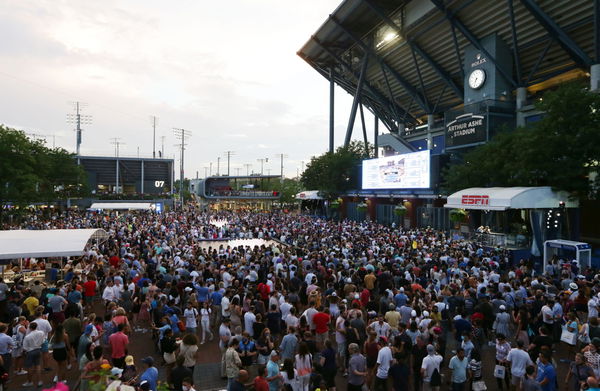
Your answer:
[0,0,381,179]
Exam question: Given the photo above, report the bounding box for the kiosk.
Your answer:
[543,239,591,271]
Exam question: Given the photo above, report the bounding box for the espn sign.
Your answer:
[461,195,489,206]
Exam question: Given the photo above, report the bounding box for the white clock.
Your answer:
[468,69,486,89]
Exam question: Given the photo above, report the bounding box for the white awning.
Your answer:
[0,229,109,259]
[444,187,578,211]
[89,202,154,210]
[295,190,323,200]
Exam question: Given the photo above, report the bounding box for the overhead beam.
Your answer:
[345,53,370,147]
[329,15,432,113]
[430,0,517,88]
[520,0,593,68]
[507,0,523,85]
[595,0,600,62]
[359,0,464,100]
[306,38,418,125]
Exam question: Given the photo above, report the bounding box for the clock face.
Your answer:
[468,69,486,89]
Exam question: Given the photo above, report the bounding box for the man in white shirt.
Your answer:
[102,280,119,305]
[279,297,292,323]
[183,302,199,334]
[507,340,534,388]
[589,293,600,319]
[243,307,256,337]
[374,337,393,390]
[22,322,45,387]
[221,291,231,319]
[421,344,443,390]
[369,317,391,340]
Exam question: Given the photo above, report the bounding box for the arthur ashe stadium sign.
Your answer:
[445,112,487,148]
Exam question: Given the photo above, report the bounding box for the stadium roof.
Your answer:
[298,0,596,130]
[0,229,108,260]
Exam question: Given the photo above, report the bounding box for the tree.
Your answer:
[443,83,600,200]
[301,141,372,199]
[271,178,304,204]
[0,125,87,221]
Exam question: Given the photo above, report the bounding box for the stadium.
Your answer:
[298,0,598,243]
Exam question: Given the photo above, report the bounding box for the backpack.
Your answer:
[430,367,442,387]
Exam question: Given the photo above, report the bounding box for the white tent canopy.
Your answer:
[89,202,154,210]
[295,191,323,200]
[0,229,109,260]
[444,187,578,211]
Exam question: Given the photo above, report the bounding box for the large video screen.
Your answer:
[362,150,430,189]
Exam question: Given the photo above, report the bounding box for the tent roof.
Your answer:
[89,202,153,210]
[444,187,578,211]
[295,191,323,200]
[0,229,109,260]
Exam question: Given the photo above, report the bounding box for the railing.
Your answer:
[206,190,280,198]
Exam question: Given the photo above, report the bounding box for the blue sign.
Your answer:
[154,202,163,214]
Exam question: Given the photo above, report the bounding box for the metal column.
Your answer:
[374,116,379,158]
[115,159,119,194]
[329,68,335,153]
[345,53,370,147]
[427,114,435,150]
[141,159,144,193]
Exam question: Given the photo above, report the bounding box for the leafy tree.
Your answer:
[0,125,87,221]
[301,141,371,199]
[273,178,304,204]
[443,83,600,200]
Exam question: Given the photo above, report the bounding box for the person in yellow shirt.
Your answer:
[22,291,39,317]
[364,271,376,291]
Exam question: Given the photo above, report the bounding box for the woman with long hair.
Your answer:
[50,324,70,383]
[282,358,300,391]
[178,333,199,373]
[294,342,312,391]
[256,328,274,365]
[363,331,379,389]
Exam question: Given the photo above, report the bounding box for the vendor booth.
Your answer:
[0,228,109,283]
[445,187,578,257]
[543,239,591,271]
[295,190,326,216]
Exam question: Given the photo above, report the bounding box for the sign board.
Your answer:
[445,112,487,148]
[461,195,489,206]
[362,150,430,190]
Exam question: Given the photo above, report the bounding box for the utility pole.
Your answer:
[209,162,213,176]
[235,168,241,176]
[66,101,92,164]
[204,167,209,178]
[257,158,268,175]
[244,164,252,176]
[224,151,235,176]
[301,161,305,173]
[173,128,192,208]
[110,138,124,193]
[161,136,166,158]
[151,116,158,158]
[274,154,287,183]
[217,157,221,176]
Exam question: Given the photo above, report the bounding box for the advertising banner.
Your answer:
[445,112,487,148]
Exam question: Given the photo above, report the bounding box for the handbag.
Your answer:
[561,328,577,345]
[494,364,506,378]
[472,380,487,391]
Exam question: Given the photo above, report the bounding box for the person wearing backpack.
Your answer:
[421,344,443,391]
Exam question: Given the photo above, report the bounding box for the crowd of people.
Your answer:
[0,208,599,391]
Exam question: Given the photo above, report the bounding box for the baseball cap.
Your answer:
[84,324,94,334]
[141,356,154,366]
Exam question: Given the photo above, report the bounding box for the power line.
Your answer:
[224,151,235,176]
[173,128,192,207]
[66,101,92,164]
[151,116,158,158]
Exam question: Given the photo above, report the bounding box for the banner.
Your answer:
[445,112,487,148]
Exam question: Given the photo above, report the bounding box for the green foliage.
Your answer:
[449,208,468,223]
[0,125,88,216]
[273,178,304,204]
[443,83,600,200]
[394,205,407,216]
[301,141,372,199]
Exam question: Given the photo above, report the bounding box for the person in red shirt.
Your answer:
[109,255,121,269]
[253,364,269,391]
[83,276,97,310]
[108,323,129,368]
[312,307,331,350]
